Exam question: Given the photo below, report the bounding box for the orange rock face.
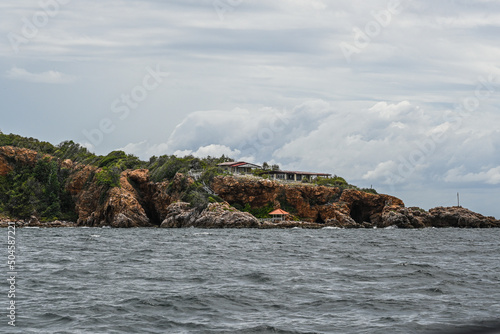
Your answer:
[210,176,404,225]
[0,146,42,176]
[338,189,405,226]
[211,176,280,208]
[0,155,12,176]
[0,146,38,164]
[70,169,167,227]
[211,176,342,222]
[2,145,498,228]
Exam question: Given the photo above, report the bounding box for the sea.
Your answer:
[5,227,500,334]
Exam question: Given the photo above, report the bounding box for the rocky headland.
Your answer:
[1,145,499,228]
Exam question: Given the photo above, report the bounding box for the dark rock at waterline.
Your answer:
[428,206,500,228]
[1,145,499,228]
[160,202,260,228]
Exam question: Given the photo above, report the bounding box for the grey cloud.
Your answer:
[1,0,500,217]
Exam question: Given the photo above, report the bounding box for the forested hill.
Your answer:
[0,132,359,223]
[2,132,497,229]
[0,132,232,221]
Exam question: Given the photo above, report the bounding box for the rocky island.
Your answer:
[0,133,498,229]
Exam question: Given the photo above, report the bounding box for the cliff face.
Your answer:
[160,202,260,228]
[0,146,41,168]
[210,176,499,228]
[0,146,40,176]
[211,176,342,222]
[0,155,12,176]
[68,169,188,227]
[211,176,404,226]
[71,169,153,227]
[1,146,499,228]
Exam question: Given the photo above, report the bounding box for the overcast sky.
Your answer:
[1,0,499,217]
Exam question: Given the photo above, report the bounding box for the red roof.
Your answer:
[269,209,290,215]
[217,161,261,168]
[217,161,238,166]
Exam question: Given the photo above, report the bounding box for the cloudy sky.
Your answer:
[1,0,499,217]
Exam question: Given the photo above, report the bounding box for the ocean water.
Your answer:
[6,227,500,334]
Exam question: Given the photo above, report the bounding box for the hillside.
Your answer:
[0,132,498,228]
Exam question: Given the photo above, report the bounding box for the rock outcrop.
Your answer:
[211,176,342,222]
[428,206,500,228]
[211,176,406,227]
[71,169,165,227]
[210,176,500,228]
[0,155,12,176]
[0,146,42,176]
[160,202,260,228]
[1,145,499,228]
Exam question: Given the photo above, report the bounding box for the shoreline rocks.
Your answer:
[0,218,77,228]
[1,205,498,229]
[1,146,499,229]
[160,202,260,228]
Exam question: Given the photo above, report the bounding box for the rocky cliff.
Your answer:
[160,202,260,228]
[210,176,499,228]
[1,146,499,228]
[211,176,404,226]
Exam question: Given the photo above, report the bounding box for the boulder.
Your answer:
[429,206,500,228]
[160,202,260,228]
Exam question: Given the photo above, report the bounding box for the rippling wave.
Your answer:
[10,228,500,333]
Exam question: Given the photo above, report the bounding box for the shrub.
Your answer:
[361,188,378,194]
[95,167,121,188]
[240,202,275,218]
[183,189,209,210]
[314,176,348,187]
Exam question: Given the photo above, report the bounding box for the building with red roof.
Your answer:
[261,170,331,182]
[217,161,262,174]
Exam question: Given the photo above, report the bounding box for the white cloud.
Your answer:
[6,67,76,84]
[118,141,170,159]
[444,166,500,185]
[165,101,334,163]
[174,144,241,159]
[362,160,398,182]
[369,101,412,119]
[79,141,95,153]
[162,99,500,194]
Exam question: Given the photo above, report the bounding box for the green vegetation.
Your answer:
[314,175,348,187]
[409,206,427,213]
[147,154,231,183]
[95,167,121,189]
[233,202,275,219]
[0,157,76,221]
[360,187,378,195]
[167,174,224,211]
[0,133,146,220]
[0,131,377,220]
[312,176,377,194]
